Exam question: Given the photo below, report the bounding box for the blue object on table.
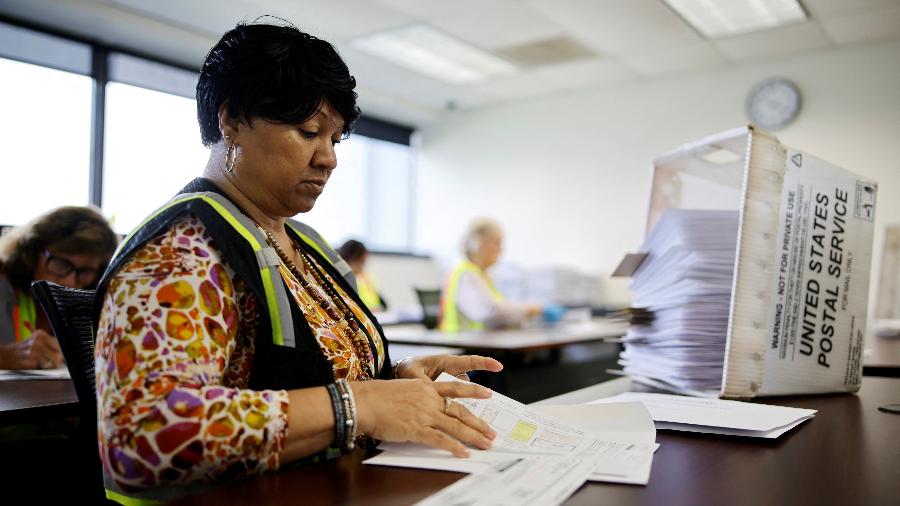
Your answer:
[542,304,567,323]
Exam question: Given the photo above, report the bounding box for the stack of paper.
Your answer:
[619,209,739,393]
[590,392,817,439]
[414,456,593,506]
[366,374,659,506]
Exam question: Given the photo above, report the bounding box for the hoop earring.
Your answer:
[224,137,237,173]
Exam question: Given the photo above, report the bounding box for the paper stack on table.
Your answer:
[590,392,816,438]
[366,374,659,506]
[414,456,593,506]
[618,209,739,394]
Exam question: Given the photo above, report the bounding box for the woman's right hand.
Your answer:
[0,330,64,370]
[352,379,496,457]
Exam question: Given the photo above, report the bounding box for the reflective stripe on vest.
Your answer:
[112,192,356,349]
[119,191,297,347]
[284,221,356,289]
[439,260,504,333]
[104,192,350,505]
[105,489,162,506]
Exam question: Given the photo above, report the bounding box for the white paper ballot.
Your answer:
[589,392,816,438]
[532,402,656,445]
[414,457,593,506]
[365,374,658,486]
[532,402,658,483]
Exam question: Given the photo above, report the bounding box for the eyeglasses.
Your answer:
[42,250,99,285]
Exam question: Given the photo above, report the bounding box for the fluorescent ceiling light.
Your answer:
[351,24,515,84]
[664,0,806,38]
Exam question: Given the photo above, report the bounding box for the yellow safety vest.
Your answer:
[439,260,504,333]
[355,271,382,310]
[13,289,36,342]
[100,189,356,506]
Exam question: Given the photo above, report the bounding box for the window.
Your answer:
[0,21,417,252]
[302,135,413,252]
[103,82,208,233]
[0,57,92,226]
[365,137,413,251]
[102,53,208,233]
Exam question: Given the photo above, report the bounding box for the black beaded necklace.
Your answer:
[261,227,375,380]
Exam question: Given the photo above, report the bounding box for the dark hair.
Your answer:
[337,239,368,263]
[0,206,119,292]
[196,22,361,146]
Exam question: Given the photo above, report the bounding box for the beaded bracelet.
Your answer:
[325,382,346,450]
[335,379,358,451]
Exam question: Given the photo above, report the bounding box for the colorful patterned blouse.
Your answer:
[95,213,384,492]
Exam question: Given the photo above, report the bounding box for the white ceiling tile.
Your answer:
[4,0,898,128]
[458,71,559,108]
[108,0,256,36]
[246,0,413,40]
[0,0,215,67]
[376,0,562,50]
[802,0,900,18]
[818,4,900,44]
[338,45,462,111]
[110,0,414,42]
[714,21,833,62]
[620,42,728,77]
[430,5,562,50]
[373,0,450,19]
[355,86,446,126]
[533,57,638,89]
[524,0,705,55]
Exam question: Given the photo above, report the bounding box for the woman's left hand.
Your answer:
[395,354,503,381]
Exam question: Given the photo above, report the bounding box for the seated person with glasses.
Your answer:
[0,206,118,369]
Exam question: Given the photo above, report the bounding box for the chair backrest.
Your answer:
[414,288,441,330]
[31,280,111,503]
[30,281,98,412]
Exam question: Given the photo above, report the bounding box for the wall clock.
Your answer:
[745,77,801,131]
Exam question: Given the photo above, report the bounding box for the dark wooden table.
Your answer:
[384,318,627,352]
[169,377,900,506]
[864,336,900,377]
[0,379,78,426]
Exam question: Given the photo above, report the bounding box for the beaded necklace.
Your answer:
[260,227,375,380]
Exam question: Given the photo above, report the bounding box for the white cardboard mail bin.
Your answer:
[640,126,877,398]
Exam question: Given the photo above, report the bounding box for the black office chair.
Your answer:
[31,280,111,504]
[414,288,442,330]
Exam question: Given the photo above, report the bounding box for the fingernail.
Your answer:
[482,438,492,449]
[459,448,470,458]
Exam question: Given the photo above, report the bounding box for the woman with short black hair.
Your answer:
[94,21,501,502]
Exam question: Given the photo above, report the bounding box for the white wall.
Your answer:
[414,39,900,305]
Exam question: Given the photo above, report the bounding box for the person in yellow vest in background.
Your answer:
[440,218,541,332]
[338,239,387,312]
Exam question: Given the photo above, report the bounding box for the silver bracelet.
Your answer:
[391,357,411,379]
[335,379,358,451]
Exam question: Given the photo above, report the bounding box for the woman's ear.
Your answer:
[218,102,241,142]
